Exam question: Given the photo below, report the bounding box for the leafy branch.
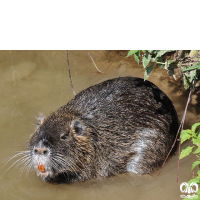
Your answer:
[180,122,200,200]
[127,50,176,80]
[127,50,200,90]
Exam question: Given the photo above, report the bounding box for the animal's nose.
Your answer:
[34,148,48,155]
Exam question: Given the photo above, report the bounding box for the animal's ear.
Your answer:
[36,113,45,127]
[71,119,86,136]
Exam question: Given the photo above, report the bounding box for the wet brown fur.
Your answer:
[28,77,179,183]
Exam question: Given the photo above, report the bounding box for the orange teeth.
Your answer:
[38,163,45,172]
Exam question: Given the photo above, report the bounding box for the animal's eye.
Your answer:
[60,133,67,140]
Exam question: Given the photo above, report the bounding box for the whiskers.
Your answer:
[2,150,33,178]
[50,152,81,182]
[1,148,90,183]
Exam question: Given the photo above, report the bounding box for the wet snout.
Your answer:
[31,141,52,178]
[33,139,51,157]
[34,147,48,155]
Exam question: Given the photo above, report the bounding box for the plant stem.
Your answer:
[66,50,76,96]
[158,86,194,179]
[88,50,104,74]
[176,88,193,183]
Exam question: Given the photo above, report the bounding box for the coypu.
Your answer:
[27,77,179,183]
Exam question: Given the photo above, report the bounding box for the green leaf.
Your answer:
[192,123,200,133]
[134,51,140,65]
[181,130,192,144]
[180,146,194,159]
[142,54,152,68]
[192,137,200,146]
[197,129,200,137]
[144,65,153,81]
[190,70,197,82]
[156,56,164,68]
[188,176,200,185]
[182,62,200,72]
[183,75,191,90]
[127,50,139,57]
[191,161,200,171]
[197,188,200,196]
[155,50,169,58]
[168,59,176,64]
[194,147,200,154]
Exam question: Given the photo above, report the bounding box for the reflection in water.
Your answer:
[0,50,198,200]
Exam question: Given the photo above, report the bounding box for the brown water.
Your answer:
[0,50,199,200]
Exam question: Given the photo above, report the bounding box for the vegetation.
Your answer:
[127,50,200,90]
[180,123,200,200]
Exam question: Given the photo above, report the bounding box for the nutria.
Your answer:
[27,77,179,183]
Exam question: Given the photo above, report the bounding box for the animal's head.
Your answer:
[28,111,94,182]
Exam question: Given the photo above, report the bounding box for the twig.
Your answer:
[158,85,194,178]
[66,50,76,96]
[176,88,193,183]
[87,50,104,74]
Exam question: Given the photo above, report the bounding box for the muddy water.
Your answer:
[0,50,199,200]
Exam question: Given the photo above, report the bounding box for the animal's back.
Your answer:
[63,77,179,175]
